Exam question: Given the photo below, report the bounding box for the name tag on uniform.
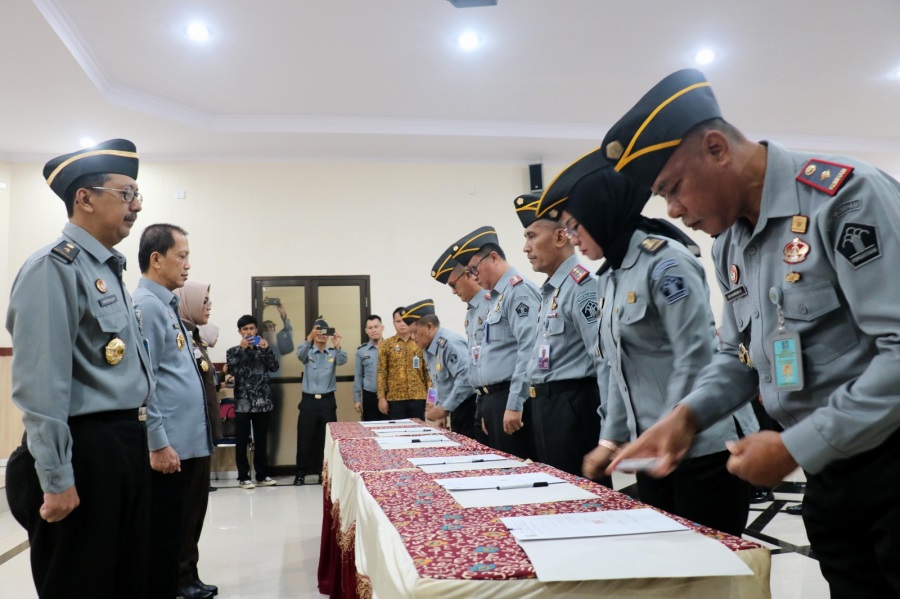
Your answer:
[412,356,420,369]
[771,330,804,391]
[537,343,550,370]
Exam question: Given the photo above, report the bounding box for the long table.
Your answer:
[318,421,771,598]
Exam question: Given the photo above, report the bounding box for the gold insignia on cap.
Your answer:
[105,338,126,365]
[606,140,624,160]
[431,270,436,277]
[176,332,186,351]
[201,359,209,372]
[627,291,636,304]
[452,245,459,251]
[804,164,817,176]
[791,215,809,234]
[549,209,558,219]
[516,197,524,206]
[95,279,108,293]
[786,272,802,283]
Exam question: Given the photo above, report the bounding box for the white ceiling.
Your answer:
[2,0,900,170]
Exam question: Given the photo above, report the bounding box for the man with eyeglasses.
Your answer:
[514,193,607,481]
[5,139,155,598]
[449,227,539,459]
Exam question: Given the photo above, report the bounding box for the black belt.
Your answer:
[529,377,595,398]
[302,392,335,400]
[68,407,147,422]
[476,380,511,396]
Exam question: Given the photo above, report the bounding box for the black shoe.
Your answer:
[294,475,306,486]
[177,583,213,599]
[785,503,803,515]
[195,580,218,596]
[208,486,218,492]
[750,489,774,504]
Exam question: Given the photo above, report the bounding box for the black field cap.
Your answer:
[400,299,435,325]
[43,138,140,201]
[601,69,722,187]
[448,226,499,265]
[431,248,460,284]
[314,317,329,329]
[513,192,556,227]
[536,147,609,218]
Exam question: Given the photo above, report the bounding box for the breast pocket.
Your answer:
[485,309,508,343]
[617,301,663,351]
[781,280,858,364]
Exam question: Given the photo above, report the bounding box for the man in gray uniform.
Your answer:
[354,314,384,420]
[514,193,605,479]
[133,223,215,599]
[401,300,477,439]
[606,69,900,597]
[5,139,154,598]
[431,247,491,444]
[295,318,348,485]
[450,227,539,459]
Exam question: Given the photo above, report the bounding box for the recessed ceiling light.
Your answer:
[458,31,481,50]
[695,48,716,65]
[186,22,211,41]
[79,137,95,148]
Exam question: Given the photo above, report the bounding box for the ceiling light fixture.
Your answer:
[458,31,481,50]
[79,137,95,148]
[695,48,716,65]
[186,22,211,41]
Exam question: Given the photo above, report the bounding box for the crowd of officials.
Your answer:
[5,68,900,599]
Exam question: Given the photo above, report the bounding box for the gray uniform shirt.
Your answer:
[464,289,490,387]
[597,231,756,458]
[6,223,154,493]
[683,141,900,473]
[527,253,603,385]
[424,326,475,412]
[353,340,379,402]
[472,266,541,411]
[134,278,213,458]
[297,341,348,394]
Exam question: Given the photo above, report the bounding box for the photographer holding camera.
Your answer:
[261,297,295,357]
[294,318,347,485]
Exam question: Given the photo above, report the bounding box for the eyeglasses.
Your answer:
[91,187,143,204]
[466,254,489,277]
[203,299,213,308]
[563,221,582,240]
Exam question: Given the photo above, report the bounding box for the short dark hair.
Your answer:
[418,314,440,327]
[64,173,109,217]
[477,243,505,261]
[138,224,188,273]
[393,307,406,319]
[237,314,257,329]
[365,314,382,324]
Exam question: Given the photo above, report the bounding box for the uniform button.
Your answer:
[51,476,59,484]
[752,310,759,318]
[737,319,743,328]
[748,246,757,255]
[763,375,772,383]
[799,305,808,314]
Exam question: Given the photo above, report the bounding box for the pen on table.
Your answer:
[496,481,552,490]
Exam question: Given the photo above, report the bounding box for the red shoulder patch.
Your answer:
[796,159,854,196]
[569,264,590,284]
[510,274,524,286]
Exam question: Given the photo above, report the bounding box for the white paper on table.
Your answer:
[434,472,561,491]
[419,460,527,474]
[359,419,415,427]
[407,454,509,466]
[375,434,449,445]
[500,508,687,541]
[516,530,753,581]
[446,483,597,508]
[373,427,435,436]
[379,441,461,450]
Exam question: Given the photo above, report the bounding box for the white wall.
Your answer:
[1,159,720,359]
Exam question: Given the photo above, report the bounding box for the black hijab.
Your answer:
[565,165,700,272]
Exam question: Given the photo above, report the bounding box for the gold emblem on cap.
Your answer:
[786,272,802,283]
[201,359,209,372]
[627,291,636,304]
[452,245,459,251]
[105,338,126,365]
[804,164,817,176]
[606,141,624,160]
[95,279,108,293]
[176,332,186,351]
[791,215,809,234]
[516,197,524,206]
[431,270,436,277]
[549,209,558,219]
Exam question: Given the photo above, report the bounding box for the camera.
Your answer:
[318,327,336,336]
[264,297,281,306]
[246,335,262,346]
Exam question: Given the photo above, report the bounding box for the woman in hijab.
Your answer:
[173,279,219,597]
[557,163,755,537]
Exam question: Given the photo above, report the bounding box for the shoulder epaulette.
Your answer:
[796,159,854,196]
[640,237,667,254]
[357,342,367,349]
[437,337,447,347]
[569,264,590,284]
[50,241,79,264]
[510,274,524,286]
